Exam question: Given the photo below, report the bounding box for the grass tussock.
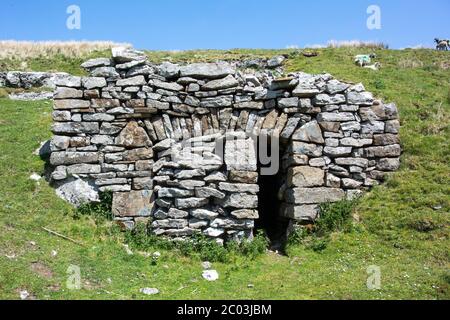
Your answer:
[0,40,131,60]
[286,200,358,253]
[125,224,269,263]
[326,40,389,49]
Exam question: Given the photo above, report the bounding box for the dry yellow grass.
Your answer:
[0,40,132,59]
[398,58,424,69]
[327,40,388,49]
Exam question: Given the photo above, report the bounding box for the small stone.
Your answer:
[195,187,226,199]
[200,96,234,108]
[67,164,101,175]
[54,87,83,99]
[290,142,323,157]
[189,219,209,229]
[81,58,111,69]
[180,62,235,79]
[326,80,350,94]
[376,158,400,171]
[116,75,146,87]
[54,75,81,88]
[218,182,259,194]
[20,290,30,300]
[51,166,67,181]
[313,94,346,105]
[112,190,154,217]
[229,171,258,184]
[287,166,324,187]
[50,152,99,166]
[205,171,228,182]
[267,55,285,68]
[324,146,352,157]
[203,227,225,238]
[202,270,219,281]
[112,47,146,63]
[91,67,119,78]
[54,99,90,110]
[158,188,194,198]
[202,75,239,91]
[340,138,372,147]
[385,120,400,134]
[317,112,355,122]
[361,121,385,134]
[285,187,345,204]
[115,121,151,147]
[347,91,374,106]
[168,208,189,218]
[292,121,324,144]
[373,134,400,146]
[175,169,206,179]
[152,79,184,91]
[55,178,99,207]
[342,178,363,189]
[281,204,319,221]
[175,197,209,209]
[82,77,107,89]
[278,97,299,108]
[29,173,42,182]
[140,288,159,295]
[364,145,401,158]
[191,209,218,220]
[234,101,264,110]
[230,209,259,219]
[292,81,319,97]
[222,193,258,209]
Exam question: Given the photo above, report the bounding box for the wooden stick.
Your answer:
[42,227,85,247]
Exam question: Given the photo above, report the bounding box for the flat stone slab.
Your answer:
[112,190,154,217]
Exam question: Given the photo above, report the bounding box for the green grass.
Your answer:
[0,48,449,300]
[0,50,111,76]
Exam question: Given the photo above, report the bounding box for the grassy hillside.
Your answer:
[0,48,448,300]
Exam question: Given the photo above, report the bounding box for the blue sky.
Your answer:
[1,0,449,50]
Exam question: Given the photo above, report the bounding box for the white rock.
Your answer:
[140,288,160,295]
[19,290,30,300]
[112,47,146,63]
[152,251,161,259]
[55,178,99,207]
[202,270,219,281]
[123,244,133,255]
[29,173,42,182]
[203,227,224,237]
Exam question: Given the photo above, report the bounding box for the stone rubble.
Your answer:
[45,47,401,242]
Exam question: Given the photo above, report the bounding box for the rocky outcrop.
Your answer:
[0,71,72,89]
[46,47,401,242]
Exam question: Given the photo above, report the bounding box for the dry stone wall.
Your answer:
[48,47,401,243]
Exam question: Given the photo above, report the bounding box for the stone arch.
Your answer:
[48,47,401,243]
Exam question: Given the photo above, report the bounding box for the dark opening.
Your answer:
[255,140,289,244]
